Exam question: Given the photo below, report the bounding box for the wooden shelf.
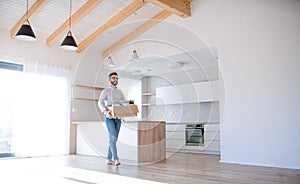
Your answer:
[73,97,98,102]
[73,84,104,91]
[142,92,155,96]
[141,103,154,106]
[72,85,102,102]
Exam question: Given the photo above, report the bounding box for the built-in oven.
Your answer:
[185,124,204,146]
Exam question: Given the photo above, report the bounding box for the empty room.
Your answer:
[0,0,299,183]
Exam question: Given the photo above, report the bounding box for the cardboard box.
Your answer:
[108,104,139,118]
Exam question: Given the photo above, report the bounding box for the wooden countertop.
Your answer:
[71,120,166,124]
[125,120,165,123]
[72,121,218,124]
[166,122,220,124]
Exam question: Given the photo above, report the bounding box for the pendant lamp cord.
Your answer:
[26,0,28,19]
[69,0,72,31]
[26,0,29,24]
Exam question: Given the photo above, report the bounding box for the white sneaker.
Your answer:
[106,159,115,165]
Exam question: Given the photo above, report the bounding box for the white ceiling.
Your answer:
[0,1,218,80]
[110,48,219,81]
[0,0,163,47]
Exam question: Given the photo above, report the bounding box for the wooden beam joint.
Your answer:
[76,0,146,53]
[146,0,191,18]
[102,10,172,58]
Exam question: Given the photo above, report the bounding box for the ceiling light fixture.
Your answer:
[15,0,36,41]
[131,69,141,75]
[168,61,186,69]
[129,49,140,62]
[105,56,115,67]
[60,0,78,51]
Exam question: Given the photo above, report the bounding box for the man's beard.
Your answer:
[111,80,118,86]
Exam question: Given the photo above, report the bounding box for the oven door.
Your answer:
[185,124,204,146]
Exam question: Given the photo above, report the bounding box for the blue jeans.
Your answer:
[105,116,121,161]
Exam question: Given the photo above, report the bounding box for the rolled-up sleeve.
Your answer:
[98,89,107,113]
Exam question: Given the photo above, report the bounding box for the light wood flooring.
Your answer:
[0,152,299,184]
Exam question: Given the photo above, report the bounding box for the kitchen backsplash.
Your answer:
[146,102,219,122]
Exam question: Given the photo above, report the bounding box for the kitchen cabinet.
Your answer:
[166,124,185,152]
[166,123,220,155]
[203,124,220,153]
[156,80,219,105]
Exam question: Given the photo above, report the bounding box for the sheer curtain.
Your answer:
[12,60,72,157]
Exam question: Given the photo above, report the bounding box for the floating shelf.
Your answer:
[73,84,104,91]
[142,92,155,96]
[73,97,98,102]
[141,103,154,106]
[72,84,103,102]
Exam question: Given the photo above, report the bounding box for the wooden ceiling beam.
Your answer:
[10,0,50,39]
[102,10,172,58]
[146,0,191,18]
[76,0,146,53]
[46,0,103,46]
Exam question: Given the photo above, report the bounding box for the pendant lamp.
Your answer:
[60,0,78,50]
[15,0,36,41]
[129,50,140,62]
[105,56,115,67]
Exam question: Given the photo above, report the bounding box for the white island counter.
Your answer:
[71,120,166,163]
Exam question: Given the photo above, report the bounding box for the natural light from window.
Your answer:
[0,68,69,157]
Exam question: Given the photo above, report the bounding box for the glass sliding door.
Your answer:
[0,61,23,157]
[0,60,70,157]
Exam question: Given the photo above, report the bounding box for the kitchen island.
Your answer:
[71,120,166,163]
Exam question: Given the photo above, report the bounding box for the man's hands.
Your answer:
[105,110,113,119]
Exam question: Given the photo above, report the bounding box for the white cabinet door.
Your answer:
[156,85,180,105]
[156,80,218,105]
[195,80,218,102]
[166,124,186,151]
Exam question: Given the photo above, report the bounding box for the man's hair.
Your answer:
[108,72,118,78]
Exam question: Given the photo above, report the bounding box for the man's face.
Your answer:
[109,75,118,86]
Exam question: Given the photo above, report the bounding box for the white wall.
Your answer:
[103,0,300,169]
[72,0,300,169]
[168,0,300,169]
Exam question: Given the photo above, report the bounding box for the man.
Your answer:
[98,72,126,167]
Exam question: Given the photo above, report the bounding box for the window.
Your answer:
[0,60,70,157]
[0,61,23,157]
[0,61,23,71]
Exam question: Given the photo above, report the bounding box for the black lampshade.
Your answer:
[15,23,36,41]
[60,31,78,51]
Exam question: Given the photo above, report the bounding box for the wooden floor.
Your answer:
[0,152,299,184]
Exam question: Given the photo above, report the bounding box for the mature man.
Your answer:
[98,72,126,166]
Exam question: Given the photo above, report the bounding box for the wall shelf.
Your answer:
[72,84,104,91]
[141,103,154,106]
[73,97,98,102]
[72,84,104,102]
[142,92,155,96]
[142,92,156,107]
